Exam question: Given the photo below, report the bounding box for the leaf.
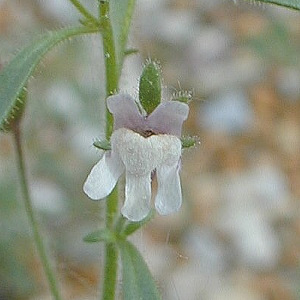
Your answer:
[83,228,116,243]
[245,0,300,10]
[119,240,162,300]
[247,21,298,65]
[0,87,27,132]
[121,210,155,237]
[110,0,136,72]
[0,26,98,132]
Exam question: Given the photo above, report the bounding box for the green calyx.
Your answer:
[93,139,112,150]
[172,90,192,104]
[181,136,198,148]
[139,60,162,114]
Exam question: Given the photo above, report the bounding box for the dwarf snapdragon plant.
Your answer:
[0,0,299,299]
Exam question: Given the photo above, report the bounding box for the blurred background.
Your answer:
[1,0,300,299]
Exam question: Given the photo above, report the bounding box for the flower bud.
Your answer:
[139,60,161,114]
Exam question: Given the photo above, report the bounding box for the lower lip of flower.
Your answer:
[139,129,156,138]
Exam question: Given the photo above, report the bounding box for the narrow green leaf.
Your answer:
[245,0,300,10]
[119,240,162,300]
[121,210,155,237]
[247,21,298,65]
[0,26,98,132]
[83,228,116,243]
[0,86,27,132]
[110,0,136,71]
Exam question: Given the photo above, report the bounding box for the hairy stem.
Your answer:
[99,1,119,300]
[12,123,62,300]
[100,1,119,138]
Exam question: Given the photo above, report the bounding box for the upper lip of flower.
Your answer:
[83,93,189,221]
[107,93,189,137]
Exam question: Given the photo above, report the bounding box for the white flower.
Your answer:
[83,94,189,221]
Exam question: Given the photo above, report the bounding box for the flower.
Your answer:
[83,93,189,221]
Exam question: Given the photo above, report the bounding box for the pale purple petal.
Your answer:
[121,172,152,221]
[107,94,144,132]
[83,151,124,200]
[146,101,189,136]
[155,162,182,215]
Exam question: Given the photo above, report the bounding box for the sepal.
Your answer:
[124,48,139,56]
[181,136,198,148]
[93,139,111,150]
[172,90,192,104]
[139,60,162,114]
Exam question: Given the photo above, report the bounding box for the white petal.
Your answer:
[121,172,152,221]
[83,151,124,200]
[111,128,163,175]
[155,163,182,215]
[111,128,182,175]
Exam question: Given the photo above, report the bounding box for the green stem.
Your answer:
[69,0,99,26]
[102,190,118,300]
[99,2,119,300]
[102,240,118,300]
[100,1,119,138]
[99,0,137,298]
[12,123,62,300]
